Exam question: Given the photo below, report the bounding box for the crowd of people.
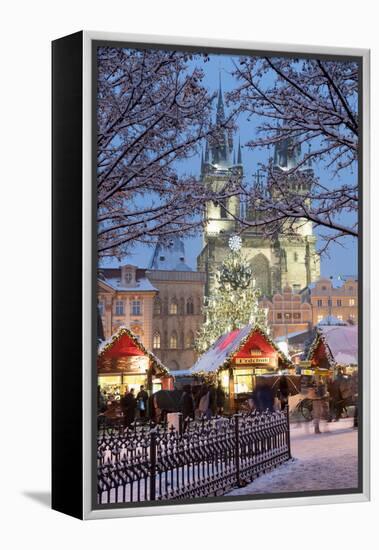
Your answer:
[97,370,358,434]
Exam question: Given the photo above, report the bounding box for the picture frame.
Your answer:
[52,30,370,520]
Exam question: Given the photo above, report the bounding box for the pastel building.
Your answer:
[97,264,157,349]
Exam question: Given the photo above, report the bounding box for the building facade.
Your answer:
[301,276,358,326]
[147,237,206,371]
[260,284,312,339]
[97,264,157,349]
[197,82,320,298]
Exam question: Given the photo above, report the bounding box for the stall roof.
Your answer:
[98,326,169,375]
[191,324,291,374]
[308,325,358,366]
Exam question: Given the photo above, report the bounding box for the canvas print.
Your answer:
[95,43,360,507]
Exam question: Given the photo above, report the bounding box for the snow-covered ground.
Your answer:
[228,418,358,496]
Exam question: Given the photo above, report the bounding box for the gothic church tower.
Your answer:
[197,82,320,298]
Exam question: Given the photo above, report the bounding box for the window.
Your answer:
[294,252,298,262]
[185,331,194,349]
[337,299,342,307]
[115,300,124,316]
[284,312,291,319]
[170,332,178,349]
[186,297,194,315]
[277,312,282,320]
[349,299,355,306]
[125,271,132,283]
[170,300,178,315]
[321,286,327,291]
[98,301,104,316]
[328,299,332,307]
[293,313,301,320]
[153,332,161,349]
[220,203,228,219]
[317,299,323,307]
[131,300,141,315]
[154,298,161,315]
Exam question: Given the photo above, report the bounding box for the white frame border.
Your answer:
[82,31,370,520]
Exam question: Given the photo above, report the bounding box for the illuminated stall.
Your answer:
[307,325,358,379]
[98,326,173,399]
[191,324,292,411]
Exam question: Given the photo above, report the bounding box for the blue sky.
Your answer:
[101,52,357,279]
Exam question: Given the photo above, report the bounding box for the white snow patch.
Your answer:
[227,418,358,495]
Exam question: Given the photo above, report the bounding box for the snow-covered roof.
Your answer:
[317,315,348,326]
[104,276,157,292]
[320,325,358,365]
[309,325,358,366]
[191,324,291,374]
[98,325,169,374]
[149,236,193,271]
[275,329,311,343]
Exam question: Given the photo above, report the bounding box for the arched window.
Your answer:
[153,332,161,349]
[186,297,194,315]
[170,331,178,349]
[153,297,161,316]
[185,330,195,349]
[170,299,178,315]
[179,297,185,315]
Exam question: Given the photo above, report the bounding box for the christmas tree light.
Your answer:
[195,236,268,353]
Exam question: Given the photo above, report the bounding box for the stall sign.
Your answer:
[299,361,312,367]
[301,369,314,376]
[235,357,271,365]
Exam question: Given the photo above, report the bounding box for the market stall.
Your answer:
[306,325,358,379]
[98,326,173,401]
[191,324,292,411]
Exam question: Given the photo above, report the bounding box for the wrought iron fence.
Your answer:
[97,408,291,504]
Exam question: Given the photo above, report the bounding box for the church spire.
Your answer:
[216,72,225,125]
[204,140,209,163]
[237,137,242,165]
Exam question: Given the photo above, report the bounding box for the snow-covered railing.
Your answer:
[97,409,291,504]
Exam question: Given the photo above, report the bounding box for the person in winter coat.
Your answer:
[309,380,328,434]
[196,385,211,419]
[216,382,226,415]
[120,387,137,427]
[180,385,194,420]
[253,381,275,412]
[278,375,290,411]
[136,385,149,420]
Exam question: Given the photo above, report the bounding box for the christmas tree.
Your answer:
[195,235,268,353]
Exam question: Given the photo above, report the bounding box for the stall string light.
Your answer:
[98,326,169,375]
[194,323,292,379]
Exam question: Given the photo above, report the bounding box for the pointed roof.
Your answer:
[307,325,358,367]
[216,72,225,125]
[273,136,302,171]
[149,236,192,271]
[191,324,291,374]
[237,137,242,164]
[98,326,169,374]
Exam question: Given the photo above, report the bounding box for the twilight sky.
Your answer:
[100,52,358,279]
